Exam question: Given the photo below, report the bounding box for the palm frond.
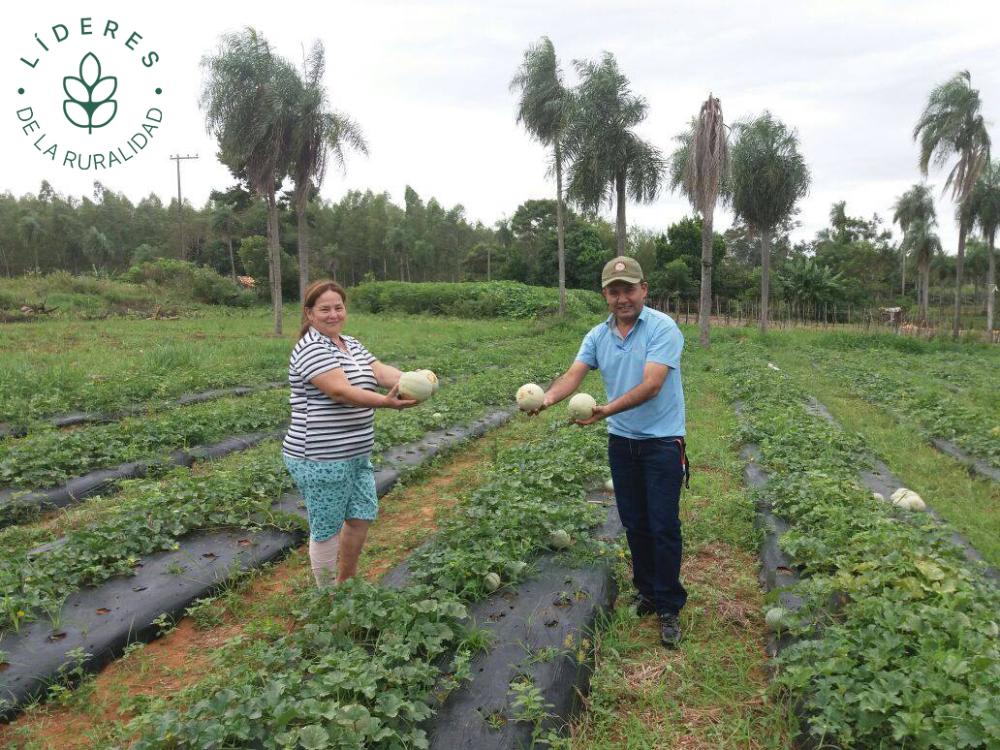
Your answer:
[913,70,992,204]
[729,111,810,233]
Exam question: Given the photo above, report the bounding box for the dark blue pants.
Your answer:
[608,434,687,616]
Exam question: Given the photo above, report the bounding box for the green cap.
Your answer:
[601,256,643,287]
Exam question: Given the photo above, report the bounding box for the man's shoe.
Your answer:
[659,612,682,649]
[632,595,657,617]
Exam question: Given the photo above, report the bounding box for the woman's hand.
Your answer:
[382,383,419,410]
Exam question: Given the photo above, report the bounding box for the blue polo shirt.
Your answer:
[575,305,685,439]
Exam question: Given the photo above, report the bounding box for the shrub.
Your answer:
[122,259,254,307]
[350,281,604,319]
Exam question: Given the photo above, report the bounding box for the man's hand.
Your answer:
[383,383,419,410]
[573,404,608,426]
[525,393,553,418]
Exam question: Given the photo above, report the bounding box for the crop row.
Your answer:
[0,322,582,502]
[797,345,999,470]
[0,339,583,635]
[123,384,611,749]
[0,314,556,425]
[724,342,1000,749]
[0,390,290,491]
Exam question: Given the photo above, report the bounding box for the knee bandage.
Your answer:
[309,534,340,587]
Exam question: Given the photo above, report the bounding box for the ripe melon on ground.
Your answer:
[890,487,926,512]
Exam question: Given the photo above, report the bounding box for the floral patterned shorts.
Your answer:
[282,453,378,541]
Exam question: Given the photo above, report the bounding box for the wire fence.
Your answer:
[650,297,998,342]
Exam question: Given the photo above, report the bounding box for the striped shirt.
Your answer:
[281,327,378,461]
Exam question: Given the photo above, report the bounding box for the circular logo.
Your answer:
[614,261,626,272]
[13,17,164,172]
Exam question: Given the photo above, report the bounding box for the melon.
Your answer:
[417,369,439,393]
[765,607,788,632]
[549,529,571,549]
[398,371,434,402]
[484,572,501,592]
[516,383,545,412]
[567,393,597,421]
[506,560,527,576]
[891,488,926,512]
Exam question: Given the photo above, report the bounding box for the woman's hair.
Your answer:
[300,280,347,337]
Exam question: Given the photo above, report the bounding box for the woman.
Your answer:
[282,279,416,587]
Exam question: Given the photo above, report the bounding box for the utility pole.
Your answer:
[169,154,199,260]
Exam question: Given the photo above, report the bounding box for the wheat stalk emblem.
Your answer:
[63,53,118,134]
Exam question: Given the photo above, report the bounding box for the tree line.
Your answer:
[3,178,993,320]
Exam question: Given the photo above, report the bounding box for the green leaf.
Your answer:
[296,724,329,749]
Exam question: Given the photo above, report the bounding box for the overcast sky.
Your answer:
[4,0,1000,253]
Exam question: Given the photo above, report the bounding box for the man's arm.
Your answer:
[535,360,592,412]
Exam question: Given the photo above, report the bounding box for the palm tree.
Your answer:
[901,218,942,322]
[511,36,570,314]
[290,41,368,302]
[201,28,300,334]
[965,160,1000,333]
[914,70,991,339]
[669,95,730,346]
[730,112,810,333]
[778,257,844,309]
[210,202,241,282]
[564,53,664,255]
[892,184,936,297]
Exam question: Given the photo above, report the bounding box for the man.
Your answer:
[534,255,688,648]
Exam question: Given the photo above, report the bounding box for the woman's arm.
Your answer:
[370,360,403,390]
[310,368,416,410]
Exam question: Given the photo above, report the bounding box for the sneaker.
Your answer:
[632,594,657,617]
[659,612,682,649]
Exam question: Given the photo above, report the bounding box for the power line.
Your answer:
[169,154,199,260]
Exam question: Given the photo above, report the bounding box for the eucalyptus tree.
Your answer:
[730,112,810,333]
[17,214,43,273]
[201,28,300,333]
[965,160,1000,333]
[914,70,991,338]
[511,36,570,313]
[892,184,936,296]
[290,40,368,302]
[669,94,730,346]
[564,52,664,256]
[210,202,241,281]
